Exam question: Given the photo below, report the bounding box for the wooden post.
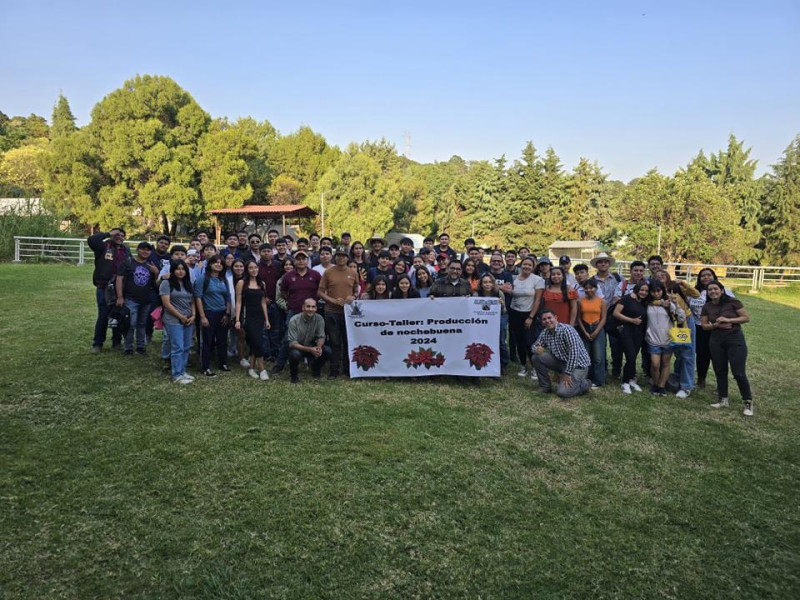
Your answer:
[213,216,221,245]
[282,214,286,235]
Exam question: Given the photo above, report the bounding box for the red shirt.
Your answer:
[280,268,322,313]
[258,260,280,300]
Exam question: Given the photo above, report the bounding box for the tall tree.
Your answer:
[50,94,77,139]
[0,144,47,195]
[268,126,339,199]
[762,135,800,265]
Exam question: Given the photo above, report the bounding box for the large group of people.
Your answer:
[88,229,754,416]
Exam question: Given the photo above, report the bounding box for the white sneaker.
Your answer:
[248,368,259,379]
[743,400,754,417]
[529,371,538,381]
[259,369,269,381]
[517,367,528,377]
[628,380,642,392]
[174,375,192,385]
[676,390,690,399]
[622,383,632,394]
[710,397,729,409]
[240,358,251,368]
[182,373,195,382]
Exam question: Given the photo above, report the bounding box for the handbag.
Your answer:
[668,319,692,346]
[150,306,164,330]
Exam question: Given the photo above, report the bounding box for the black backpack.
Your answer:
[604,274,625,337]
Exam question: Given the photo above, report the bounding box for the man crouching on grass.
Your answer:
[531,309,592,398]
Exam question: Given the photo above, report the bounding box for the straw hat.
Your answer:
[590,252,616,268]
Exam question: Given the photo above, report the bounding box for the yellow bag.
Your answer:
[669,324,692,346]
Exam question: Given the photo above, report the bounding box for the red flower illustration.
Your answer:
[464,343,494,370]
[351,345,381,371]
[404,347,446,370]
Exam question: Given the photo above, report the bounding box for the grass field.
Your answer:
[1,264,799,599]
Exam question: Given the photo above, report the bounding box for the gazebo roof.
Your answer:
[208,204,317,217]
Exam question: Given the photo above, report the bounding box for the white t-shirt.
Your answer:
[510,273,545,312]
[313,264,330,276]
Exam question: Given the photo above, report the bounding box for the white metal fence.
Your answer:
[11,236,800,292]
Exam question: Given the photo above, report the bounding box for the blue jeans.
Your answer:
[581,323,607,386]
[499,312,509,368]
[124,299,150,351]
[672,315,696,392]
[164,322,193,379]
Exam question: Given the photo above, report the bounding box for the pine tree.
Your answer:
[50,94,77,139]
[762,136,800,264]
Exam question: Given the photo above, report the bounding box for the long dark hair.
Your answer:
[695,267,720,292]
[548,266,570,302]
[168,259,193,294]
[205,254,225,278]
[350,241,365,261]
[462,258,480,282]
[476,273,500,297]
[368,275,391,300]
[647,280,669,308]
[705,280,731,305]
[414,267,432,289]
[391,274,419,299]
[243,260,265,293]
[631,281,650,301]
[230,258,246,283]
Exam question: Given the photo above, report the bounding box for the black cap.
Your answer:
[137,242,153,250]
[559,255,571,264]
[334,245,349,257]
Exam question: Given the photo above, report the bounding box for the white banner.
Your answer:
[345,297,501,378]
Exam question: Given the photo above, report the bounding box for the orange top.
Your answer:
[543,288,578,324]
[579,296,603,325]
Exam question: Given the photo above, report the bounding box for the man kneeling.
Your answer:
[287,298,332,383]
[531,309,592,398]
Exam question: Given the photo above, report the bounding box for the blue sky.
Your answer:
[2,0,798,181]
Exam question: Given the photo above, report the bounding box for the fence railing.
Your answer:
[11,236,800,291]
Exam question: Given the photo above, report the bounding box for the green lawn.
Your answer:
[1,264,799,599]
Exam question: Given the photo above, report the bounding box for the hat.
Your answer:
[537,256,552,265]
[137,242,153,250]
[559,255,571,264]
[334,245,349,257]
[368,236,386,246]
[436,253,449,262]
[590,252,616,268]
[293,250,309,259]
[187,249,199,256]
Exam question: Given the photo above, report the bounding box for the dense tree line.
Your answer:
[1,74,798,264]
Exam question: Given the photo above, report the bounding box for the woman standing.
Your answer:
[690,268,734,389]
[655,270,699,398]
[701,281,753,416]
[414,267,433,299]
[462,258,480,293]
[542,267,578,326]
[509,257,544,378]
[391,274,420,299]
[159,259,196,384]
[576,278,606,388]
[226,258,247,366]
[613,282,649,394]
[235,261,271,381]
[194,255,232,377]
[645,281,684,396]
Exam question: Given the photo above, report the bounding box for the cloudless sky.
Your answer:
[1,0,798,181]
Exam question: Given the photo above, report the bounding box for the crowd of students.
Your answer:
[88,229,754,416]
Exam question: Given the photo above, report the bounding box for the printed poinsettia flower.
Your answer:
[351,345,381,371]
[464,343,494,370]
[404,347,445,370]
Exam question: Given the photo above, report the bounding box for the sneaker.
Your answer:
[621,383,632,395]
[248,369,259,379]
[174,375,192,385]
[743,400,754,417]
[529,371,538,381]
[259,370,269,381]
[649,384,658,395]
[710,397,729,408]
[219,364,231,373]
[136,347,146,355]
[517,367,528,377]
[327,373,338,380]
[290,375,300,384]
[676,390,690,399]
[591,384,600,390]
[182,373,195,381]
[628,380,642,392]
[269,366,283,375]
[657,387,668,397]
[203,369,216,377]
[240,358,251,368]
[91,345,101,354]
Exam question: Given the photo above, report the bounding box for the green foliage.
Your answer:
[268,126,339,199]
[762,136,800,265]
[0,112,49,152]
[0,145,47,195]
[267,173,303,205]
[0,203,77,259]
[50,94,77,140]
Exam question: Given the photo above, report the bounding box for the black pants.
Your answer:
[508,309,533,366]
[695,325,713,384]
[620,324,644,382]
[609,334,623,377]
[289,346,332,379]
[709,329,752,400]
[201,310,229,370]
[325,311,348,376]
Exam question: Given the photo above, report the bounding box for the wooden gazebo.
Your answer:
[207,204,317,244]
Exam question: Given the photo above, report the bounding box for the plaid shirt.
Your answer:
[430,277,472,297]
[534,323,590,374]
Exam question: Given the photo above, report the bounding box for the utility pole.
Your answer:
[657,224,662,255]
[321,191,325,237]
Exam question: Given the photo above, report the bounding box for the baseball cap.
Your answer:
[559,255,571,264]
[334,245,349,257]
